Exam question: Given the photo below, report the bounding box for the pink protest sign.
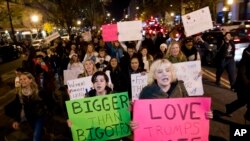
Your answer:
[133,97,211,141]
[102,24,118,41]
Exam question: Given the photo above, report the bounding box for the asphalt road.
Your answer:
[0,58,22,75]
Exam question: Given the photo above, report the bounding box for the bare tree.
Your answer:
[28,0,104,35]
[6,0,17,43]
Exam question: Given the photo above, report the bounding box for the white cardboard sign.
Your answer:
[63,70,82,85]
[131,73,148,101]
[44,32,60,43]
[182,7,213,37]
[173,61,204,96]
[117,21,143,41]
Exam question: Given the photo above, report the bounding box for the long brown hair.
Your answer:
[19,72,40,99]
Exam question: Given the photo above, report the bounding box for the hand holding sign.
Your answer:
[66,92,131,141]
[133,97,211,141]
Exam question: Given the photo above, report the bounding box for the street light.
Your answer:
[30,15,39,37]
[31,15,39,23]
[77,20,81,25]
[227,0,233,5]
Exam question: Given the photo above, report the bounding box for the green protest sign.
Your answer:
[66,92,131,141]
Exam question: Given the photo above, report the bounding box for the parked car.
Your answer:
[201,29,224,65]
[0,44,20,63]
[230,28,250,62]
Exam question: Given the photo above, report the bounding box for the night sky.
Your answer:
[105,0,131,20]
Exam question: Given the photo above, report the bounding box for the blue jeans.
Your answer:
[32,118,44,141]
[216,58,236,88]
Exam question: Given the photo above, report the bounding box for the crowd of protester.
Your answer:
[4,30,249,141]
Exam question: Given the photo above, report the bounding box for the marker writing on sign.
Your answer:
[71,95,129,114]
[144,122,200,136]
[149,102,201,120]
[75,123,130,141]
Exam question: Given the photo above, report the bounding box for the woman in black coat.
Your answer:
[85,71,113,97]
[215,32,236,89]
[5,72,47,141]
[126,56,146,100]
[104,57,127,93]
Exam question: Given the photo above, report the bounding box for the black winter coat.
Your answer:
[234,46,250,99]
[139,81,188,99]
[5,92,47,124]
[216,40,235,61]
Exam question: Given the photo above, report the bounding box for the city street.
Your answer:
[1,0,249,140]
[0,59,248,141]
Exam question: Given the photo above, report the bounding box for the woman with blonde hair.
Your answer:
[78,59,97,78]
[165,41,187,63]
[82,43,98,63]
[5,72,47,141]
[140,59,187,99]
[131,59,213,132]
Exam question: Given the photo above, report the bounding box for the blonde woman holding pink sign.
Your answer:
[131,59,213,129]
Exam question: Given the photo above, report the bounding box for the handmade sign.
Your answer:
[117,20,143,41]
[131,73,148,101]
[102,24,118,41]
[67,76,92,99]
[82,31,92,42]
[173,60,204,96]
[63,70,82,85]
[44,32,60,43]
[182,7,213,37]
[133,97,211,141]
[66,92,131,141]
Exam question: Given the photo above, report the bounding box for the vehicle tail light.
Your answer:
[234,38,240,42]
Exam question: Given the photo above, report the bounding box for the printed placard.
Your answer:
[102,24,118,41]
[66,92,131,141]
[182,7,213,37]
[173,61,204,96]
[117,21,143,41]
[133,97,211,141]
[131,73,148,101]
